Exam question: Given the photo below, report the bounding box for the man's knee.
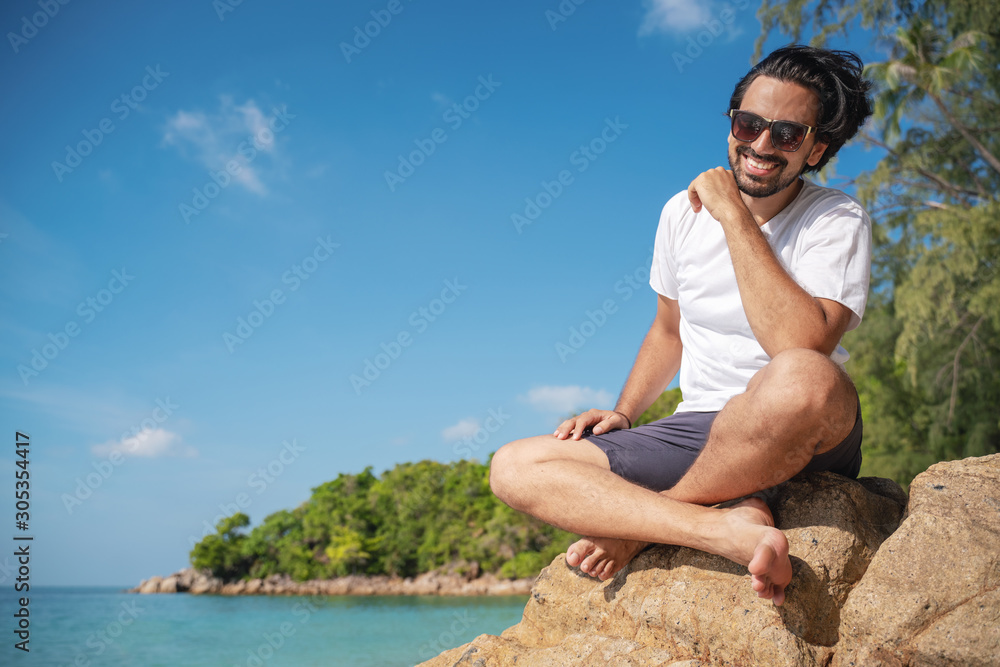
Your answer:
[489,438,547,506]
[754,348,856,445]
[758,348,851,408]
[488,440,523,502]
[489,436,611,506]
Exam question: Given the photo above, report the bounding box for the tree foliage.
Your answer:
[189,459,574,582]
[634,388,684,427]
[190,512,253,580]
[757,0,1000,484]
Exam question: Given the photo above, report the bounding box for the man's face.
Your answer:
[727,76,829,199]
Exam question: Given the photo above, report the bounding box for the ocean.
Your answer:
[1,587,528,666]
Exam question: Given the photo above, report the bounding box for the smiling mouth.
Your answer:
[739,149,784,176]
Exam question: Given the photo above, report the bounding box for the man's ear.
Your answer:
[806,140,829,167]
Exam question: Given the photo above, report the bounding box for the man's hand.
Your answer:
[553,409,630,441]
[687,167,747,223]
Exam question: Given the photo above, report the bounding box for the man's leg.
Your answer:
[565,348,859,581]
[489,349,858,603]
[490,433,792,601]
[667,349,858,504]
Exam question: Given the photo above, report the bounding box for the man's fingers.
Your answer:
[590,416,617,435]
[553,409,614,440]
[687,182,703,212]
[554,415,587,440]
[556,410,591,430]
[553,409,630,439]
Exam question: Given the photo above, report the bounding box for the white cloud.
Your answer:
[91,428,196,459]
[520,385,615,415]
[639,0,713,35]
[236,101,274,152]
[442,418,481,442]
[162,97,282,195]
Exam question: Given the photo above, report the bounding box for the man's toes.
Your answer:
[580,550,605,574]
[748,542,776,578]
[597,560,617,581]
[566,539,595,568]
[751,574,786,605]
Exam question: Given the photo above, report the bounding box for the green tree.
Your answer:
[190,512,252,579]
[634,388,684,426]
[324,526,370,575]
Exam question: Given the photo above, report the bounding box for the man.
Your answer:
[489,45,874,606]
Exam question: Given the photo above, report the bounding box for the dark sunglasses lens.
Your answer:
[771,122,806,151]
[732,112,762,141]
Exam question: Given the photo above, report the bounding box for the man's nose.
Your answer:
[750,128,777,156]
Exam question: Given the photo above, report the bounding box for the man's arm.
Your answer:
[688,168,854,357]
[555,294,683,440]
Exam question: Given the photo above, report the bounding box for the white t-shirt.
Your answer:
[649,179,871,413]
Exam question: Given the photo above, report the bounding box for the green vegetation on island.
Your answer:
[191,393,683,582]
[192,458,567,581]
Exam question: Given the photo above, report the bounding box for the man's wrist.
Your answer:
[612,410,632,429]
[719,202,754,230]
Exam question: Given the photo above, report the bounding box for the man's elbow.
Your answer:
[764,331,840,359]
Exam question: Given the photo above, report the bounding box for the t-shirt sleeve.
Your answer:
[791,200,872,331]
[649,194,685,299]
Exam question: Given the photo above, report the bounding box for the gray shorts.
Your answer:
[584,404,863,492]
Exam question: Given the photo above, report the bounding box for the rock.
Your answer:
[175,568,197,591]
[188,571,222,595]
[137,576,162,594]
[833,454,1000,665]
[424,633,690,666]
[410,572,442,595]
[220,580,246,595]
[419,457,1000,667]
[131,565,532,596]
[418,470,908,667]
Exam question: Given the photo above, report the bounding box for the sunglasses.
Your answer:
[728,110,816,152]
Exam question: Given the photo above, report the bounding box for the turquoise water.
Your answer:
[1,587,528,666]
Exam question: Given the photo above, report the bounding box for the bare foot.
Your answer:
[565,536,649,581]
[718,497,792,606]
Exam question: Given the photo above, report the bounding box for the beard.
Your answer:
[728,145,802,198]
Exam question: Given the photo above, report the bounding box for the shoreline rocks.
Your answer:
[418,454,1000,666]
[130,567,534,597]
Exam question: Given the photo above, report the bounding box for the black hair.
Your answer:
[727,45,873,172]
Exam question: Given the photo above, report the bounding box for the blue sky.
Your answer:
[0,0,882,586]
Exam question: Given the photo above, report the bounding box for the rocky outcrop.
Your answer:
[130,568,533,596]
[833,455,1000,665]
[418,454,1000,666]
[136,575,163,594]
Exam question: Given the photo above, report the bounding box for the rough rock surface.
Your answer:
[419,455,1000,667]
[833,455,1000,666]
